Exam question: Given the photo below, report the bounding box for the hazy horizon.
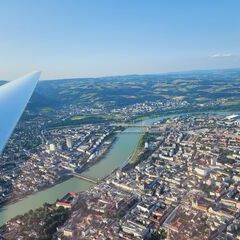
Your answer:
[0,66,238,82]
[1,0,240,80]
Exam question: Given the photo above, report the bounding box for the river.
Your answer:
[0,112,231,226]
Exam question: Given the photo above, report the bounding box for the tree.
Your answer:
[149,230,167,240]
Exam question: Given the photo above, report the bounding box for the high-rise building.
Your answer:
[66,137,73,149]
[49,143,56,152]
[57,142,62,151]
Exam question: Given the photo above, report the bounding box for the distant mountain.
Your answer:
[25,68,240,113]
[1,68,240,113]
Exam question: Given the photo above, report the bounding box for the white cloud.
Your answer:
[211,53,233,58]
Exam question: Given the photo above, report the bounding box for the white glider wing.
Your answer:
[0,72,40,154]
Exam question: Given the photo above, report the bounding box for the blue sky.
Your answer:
[0,0,239,79]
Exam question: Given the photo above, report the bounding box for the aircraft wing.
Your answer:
[0,72,41,154]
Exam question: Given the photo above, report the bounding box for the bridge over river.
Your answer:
[0,114,170,226]
[72,173,99,184]
[110,123,152,128]
[113,123,162,133]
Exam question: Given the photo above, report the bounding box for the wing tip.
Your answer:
[25,71,41,79]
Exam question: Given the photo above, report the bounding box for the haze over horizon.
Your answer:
[0,0,240,80]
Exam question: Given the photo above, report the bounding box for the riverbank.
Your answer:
[128,133,145,165]
[0,111,232,226]
[76,135,117,174]
[0,125,143,226]
[0,174,73,209]
[0,134,117,210]
[130,107,237,122]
